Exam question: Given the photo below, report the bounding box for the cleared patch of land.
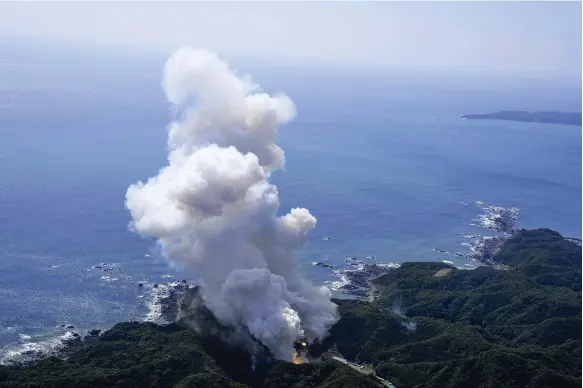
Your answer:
[433,268,453,277]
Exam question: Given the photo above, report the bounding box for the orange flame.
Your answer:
[292,352,307,364]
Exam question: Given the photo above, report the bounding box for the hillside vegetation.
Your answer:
[317,229,582,388]
[0,321,384,388]
[1,229,580,388]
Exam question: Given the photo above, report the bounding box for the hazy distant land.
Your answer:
[461,110,582,126]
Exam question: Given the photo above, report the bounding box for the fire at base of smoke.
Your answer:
[125,47,338,361]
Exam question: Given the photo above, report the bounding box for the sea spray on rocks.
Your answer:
[474,205,520,233]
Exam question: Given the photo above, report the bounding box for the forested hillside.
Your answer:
[1,229,580,388]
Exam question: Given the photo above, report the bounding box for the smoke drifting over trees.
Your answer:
[125,48,338,361]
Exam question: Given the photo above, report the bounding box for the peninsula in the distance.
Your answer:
[461,110,582,126]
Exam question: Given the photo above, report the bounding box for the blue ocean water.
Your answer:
[0,51,580,358]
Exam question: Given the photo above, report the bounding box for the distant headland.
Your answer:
[460,110,582,126]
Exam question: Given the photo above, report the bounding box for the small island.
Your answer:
[461,110,582,126]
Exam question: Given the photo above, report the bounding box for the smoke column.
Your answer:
[125,48,338,361]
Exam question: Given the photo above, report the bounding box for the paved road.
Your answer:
[331,356,396,387]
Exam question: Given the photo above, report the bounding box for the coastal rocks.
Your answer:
[61,328,103,347]
[338,263,395,297]
[9,328,105,366]
[463,234,510,270]
[312,262,335,269]
[5,281,199,366]
[565,237,582,246]
[321,202,525,299]
[323,257,401,299]
[345,257,364,266]
[92,263,122,274]
[434,201,524,269]
[146,281,198,323]
[475,205,519,234]
[432,248,467,258]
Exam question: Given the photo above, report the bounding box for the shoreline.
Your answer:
[2,226,579,367]
[0,200,571,366]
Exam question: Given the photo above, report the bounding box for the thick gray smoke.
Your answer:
[125,48,338,361]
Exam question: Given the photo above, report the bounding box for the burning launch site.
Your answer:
[125,47,338,362]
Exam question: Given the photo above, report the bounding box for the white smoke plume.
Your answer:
[391,298,417,333]
[125,48,338,361]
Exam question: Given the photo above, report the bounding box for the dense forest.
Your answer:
[1,228,580,388]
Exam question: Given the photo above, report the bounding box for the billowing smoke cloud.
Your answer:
[125,48,338,361]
